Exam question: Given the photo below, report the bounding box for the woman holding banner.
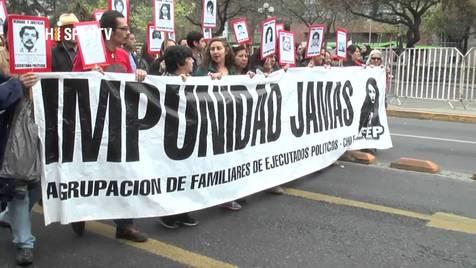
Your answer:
[194,38,242,211]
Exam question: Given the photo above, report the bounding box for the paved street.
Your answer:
[1,117,476,267]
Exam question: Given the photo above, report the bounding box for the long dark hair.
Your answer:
[358,78,381,132]
[201,37,235,70]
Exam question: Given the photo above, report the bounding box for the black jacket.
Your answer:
[0,75,23,164]
[51,42,76,72]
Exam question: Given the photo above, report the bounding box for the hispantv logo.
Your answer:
[44,27,113,42]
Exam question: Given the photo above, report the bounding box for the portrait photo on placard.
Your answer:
[261,18,276,58]
[202,0,217,27]
[10,17,48,71]
[168,32,175,41]
[203,27,212,40]
[110,0,128,21]
[154,0,175,32]
[76,22,107,69]
[149,25,164,54]
[336,29,347,59]
[306,25,324,58]
[278,31,295,66]
[231,18,250,44]
[0,0,7,34]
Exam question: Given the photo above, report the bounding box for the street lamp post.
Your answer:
[258,2,274,18]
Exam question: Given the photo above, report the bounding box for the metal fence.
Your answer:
[382,47,476,105]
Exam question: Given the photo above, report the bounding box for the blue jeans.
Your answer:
[0,183,40,249]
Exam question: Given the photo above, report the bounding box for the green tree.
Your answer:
[343,0,440,48]
[425,0,476,53]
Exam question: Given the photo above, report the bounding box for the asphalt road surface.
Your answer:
[1,117,475,267]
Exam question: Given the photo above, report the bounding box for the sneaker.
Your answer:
[220,201,242,211]
[16,248,33,266]
[71,221,85,236]
[160,216,180,229]
[178,213,198,227]
[267,186,284,195]
[116,226,148,242]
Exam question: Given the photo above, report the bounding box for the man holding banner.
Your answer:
[72,10,148,242]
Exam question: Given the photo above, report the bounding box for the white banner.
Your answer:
[32,67,392,224]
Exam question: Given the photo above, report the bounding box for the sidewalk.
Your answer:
[386,98,476,123]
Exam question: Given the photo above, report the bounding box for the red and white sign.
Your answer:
[153,0,175,33]
[277,31,295,66]
[147,23,164,55]
[230,17,250,45]
[108,0,130,23]
[203,26,213,40]
[305,24,325,58]
[8,15,51,74]
[75,21,108,70]
[202,0,217,28]
[336,28,348,60]
[260,17,277,59]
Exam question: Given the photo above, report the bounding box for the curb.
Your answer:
[339,151,376,164]
[390,157,440,174]
[387,108,476,124]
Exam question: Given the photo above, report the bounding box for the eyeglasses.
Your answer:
[371,57,382,60]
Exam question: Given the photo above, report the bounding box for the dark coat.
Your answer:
[0,75,24,164]
[51,42,76,72]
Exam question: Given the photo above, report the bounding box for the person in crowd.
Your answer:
[186,31,207,73]
[124,32,138,72]
[360,44,371,62]
[148,38,176,75]
[343,44,364,66]
[254,55,281,76]
[194,37,235,77]
[295,42,307,67]
[159,45,200,228]
[138,42,157,73]
[51,13,79,72]
[366,49,384,67]
[232,45,253,75]
[366,49,391,109]
[193,38,243,210]
[308,48,332,67]
[0,20,40,266]
[71,10,148,242]
[178,38,188,47]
